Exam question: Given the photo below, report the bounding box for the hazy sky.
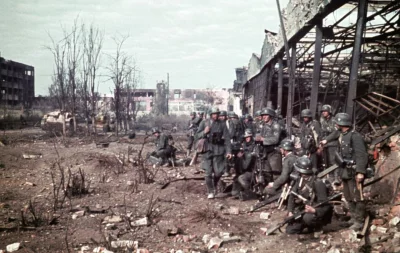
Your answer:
[0,0,289,95]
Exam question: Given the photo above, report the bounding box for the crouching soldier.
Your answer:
[264,139,297,197]
[149,127,174,166]
[231,128,257,199]
[195,108,232,199]
[286,156,333,234]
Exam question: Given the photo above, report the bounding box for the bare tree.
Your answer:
[64,17,82,132]
[81,23,103,134]
[46,34,68,136]
[107,35,136,136]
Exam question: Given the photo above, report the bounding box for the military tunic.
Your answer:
[261,119,283,182]
[195,119,231,194]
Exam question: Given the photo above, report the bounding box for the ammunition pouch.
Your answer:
[211,132,223,145]
[366,167,375,179]
[231,141,241,151]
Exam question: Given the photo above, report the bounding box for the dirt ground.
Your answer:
[0,127,396,253]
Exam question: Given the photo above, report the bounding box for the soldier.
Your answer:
[254,110,263,134]
[195,108,232,199]
[255,108,283,184]
[286,156,333,234]
[243,114,256,134]
[264,139,297,196]
[150,127,173,166]
[219,110,228,122]
[186,112,198,156]
[232,128,257,199]
[319,105,340,181]
[298,109,321,174]
[332,113,368,231]
[198,111,205,120]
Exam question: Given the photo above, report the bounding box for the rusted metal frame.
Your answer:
[355,100,379,117]
[346,0,369,115]
[380,14,400,34]
[376,104,400,118]
[360,97,387,113]
[367,95,392,109]
[323,49,342,104]
[310,20,323,116]
[377,45,389,111]
[372,91,400,104]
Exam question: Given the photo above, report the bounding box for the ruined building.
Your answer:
[241,0,400,129]
[0,56,35,108]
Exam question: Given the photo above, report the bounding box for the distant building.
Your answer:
[0,57,34,108]
[228,67,247,116]
[118,84,230,117]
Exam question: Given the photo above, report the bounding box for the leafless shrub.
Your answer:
[145,193,161,220]
[20,199,56,227]
[190,205,220,223]
[67,167,91,197]
[49,151,71,211]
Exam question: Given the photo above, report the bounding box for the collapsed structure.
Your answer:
[240,0,399,126]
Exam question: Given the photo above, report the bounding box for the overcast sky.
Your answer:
[0,0,289,96]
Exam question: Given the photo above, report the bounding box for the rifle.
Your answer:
[364,164,400,187]
[265,192,342,235]
[249,190,282,213]
[277,184,288,209]
[189,151,198,166]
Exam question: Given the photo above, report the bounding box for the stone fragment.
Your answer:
[390,205,400,216]
[260,227,268,234]
[372,219,385,226]
[334,205,345,215]
[131,217,150,227]
[376,226,388,234]
[379,207,391,216]
[219,232,231,239]
[6,243,21,252]
[370,225,377,232]
[136,249,149,253]
[167,226,182,236]
[127,181,134,186]
[24,182,36,186]
[341,230,358,242]
[81,245,90,251]
[327,248,340,253]
[72,210,85,219]
[105,223,117,230]
[222,236,241,244]
[208,237,223,250]
[202,234,211,244]
[394,232,400,239]
[260,212,271,220]
[110,240,138,249]
[370,235,381,244]
[239,249,248,253]
[23,153,42,159]
[176,250,184,253]
[93,247,114,253]
[229,206,239,215]
[389,216,400,227]
[102,215,122,224]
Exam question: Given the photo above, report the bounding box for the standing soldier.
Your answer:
[223,112,243,176]
[255,108,283,184]
[264,139,297,196]
[186,112,198,156]
[319,105,340,181]
[298,109,321,174]
[286,156,333,234]
[243,114,255,135]
[331,113,368,231]
[195,108,232,199]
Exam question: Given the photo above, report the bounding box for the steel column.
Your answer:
[310,20,323,117]
[286,44,296,137]
[277,57,283,113]
[345,0,368,115]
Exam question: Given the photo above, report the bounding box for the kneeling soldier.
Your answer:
[286,156,333,234]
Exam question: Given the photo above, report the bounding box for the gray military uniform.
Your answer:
[196,119,231,194]
[264,152,297,196]
[339,129,368,224]
[320,115,340,168]
[261,120,283,182]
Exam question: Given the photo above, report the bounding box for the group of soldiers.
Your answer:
[183,105,368,234]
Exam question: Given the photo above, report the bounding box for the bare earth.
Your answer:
[0,127,392,253]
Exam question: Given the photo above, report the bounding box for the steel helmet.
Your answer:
[301,109,313,118]
[190,112,196,116]
[209,107,220,115]
[321,105,332,114]
[260,108,276,117]
[220,110,228,116]
[254,110,262,117]
[279,139,294,151]
[294,156,313,174]
[244,128,253,138]
[151,127,160,134]
[334,113,352,126]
